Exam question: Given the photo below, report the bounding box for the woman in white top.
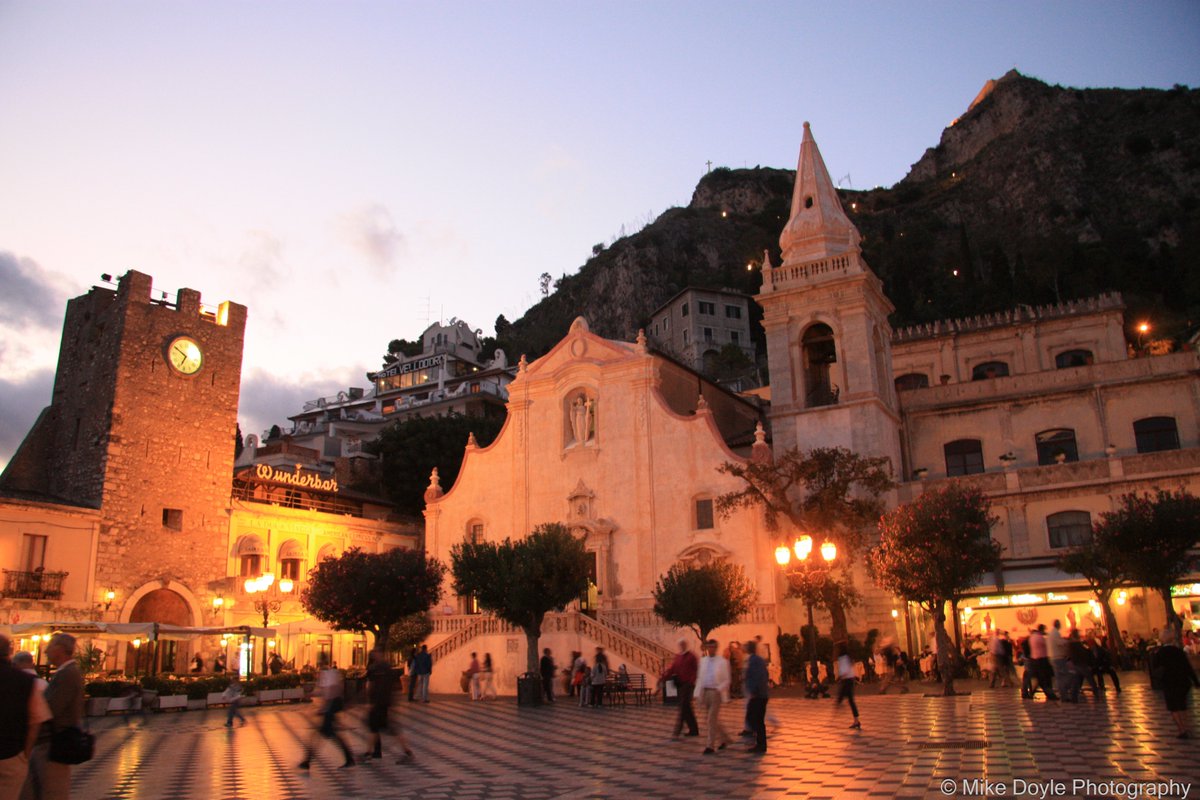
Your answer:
[834,641,861,729]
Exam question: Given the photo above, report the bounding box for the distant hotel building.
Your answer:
[646,287,756,378]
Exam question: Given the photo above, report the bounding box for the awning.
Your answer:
[0,622,274,642]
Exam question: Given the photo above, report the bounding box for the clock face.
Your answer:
[166,336,203,375]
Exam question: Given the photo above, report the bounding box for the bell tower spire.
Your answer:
[779,122,862,265]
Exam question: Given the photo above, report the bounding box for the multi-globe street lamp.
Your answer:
[245,572,293,674]
[775,534,837,697]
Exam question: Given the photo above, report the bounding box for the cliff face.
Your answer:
[492,72,1199,363]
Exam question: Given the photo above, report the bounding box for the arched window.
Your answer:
[466,520,485,544]
[894,373,930,392]
[802,324,838,407]
[1047,511,1092,549]
[1055,349,1094,369]
[1134,416,1180,453]
[971,361,1010,381]
[316,544,337,563]
[1036,429,1078,465]
[278,540,304,582]
[944,439,985,476]
[237,536,266,577]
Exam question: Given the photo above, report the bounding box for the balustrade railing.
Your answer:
[2,569,68,600]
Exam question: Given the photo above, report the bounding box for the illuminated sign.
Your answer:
[374,354,445,380]
[254,463,339,493]
[1171,583,1200,597]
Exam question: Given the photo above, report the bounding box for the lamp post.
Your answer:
[776,534,837,697]
[245,573,293,674]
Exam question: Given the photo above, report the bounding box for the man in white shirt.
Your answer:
[694,639,730,754]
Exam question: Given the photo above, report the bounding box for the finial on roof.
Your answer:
[750,421,772,464]
[518,354,528,373]
[423,467,444,503]
[762,249,772,269]
[466,431,477,448]
[569,317,590,334]
[635,328,647,353]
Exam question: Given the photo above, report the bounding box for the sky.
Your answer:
[2,1,1199,469]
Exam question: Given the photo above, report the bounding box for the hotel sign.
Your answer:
[374,354,445,380]
[975,591,1074,607]
[254,463,339,493]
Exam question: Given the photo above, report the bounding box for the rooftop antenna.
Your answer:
[837,173,853,189]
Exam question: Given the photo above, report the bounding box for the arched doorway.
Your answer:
[127,588,191,674]
[802,324,838,407]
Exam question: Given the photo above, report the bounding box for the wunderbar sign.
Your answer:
[255,463,339,493]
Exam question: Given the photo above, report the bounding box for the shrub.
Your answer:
[85,680,138,698]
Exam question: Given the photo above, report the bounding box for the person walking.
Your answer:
[742,640,769,754]
[1152,627,1200,739]
[589,648,609,708]
[413,645,432,703]
[3,635,50,800]
[662,639,699,739]
[539,649,556,703]
[364,648,412,763]
[574,653,590,707]
[406,647,418,702]
[834,641,861,729]
[466,653,482,700]
[695,639,730,754]
[299,654,354,770]
[223,673,247,727]
[1048,619,1070,695]
[1027,624,1058,700]
[479,654,496,700]
[24,633,84,800]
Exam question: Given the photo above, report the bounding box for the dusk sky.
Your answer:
[2,1,1198,469]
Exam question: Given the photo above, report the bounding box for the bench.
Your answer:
[605,673,652,706]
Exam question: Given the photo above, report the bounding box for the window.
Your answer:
[1055,349,1094,369]
[1134,416,1180,453]
[971,361,1010,381]
[944,439,985,476]
[279,540,303,581]
[1036,429,1078,465]
[683,330,690,345]
[1047,511,1092,549]
[238,536,266,577]
[731,331,741,344]
[894,373,930,392]
[698,301,715,315]
[695,498,714,530]
[662,317,670,331]
[725,305,742,319]
[240,554,262,577]
[469,523,484,544]
[162,508,183,531]
[20,534,47,572]
[703,327,714,342]
[681,302,689,317]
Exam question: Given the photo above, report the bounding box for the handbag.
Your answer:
[49,725,94,765]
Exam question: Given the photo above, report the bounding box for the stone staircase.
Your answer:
[427,611,673,676]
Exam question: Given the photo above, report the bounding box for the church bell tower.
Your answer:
[757,123,901,470]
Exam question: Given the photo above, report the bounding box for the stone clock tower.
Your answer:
[757,123,902,470]
[2,270,247,617]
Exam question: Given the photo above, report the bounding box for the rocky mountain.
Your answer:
[490,71,1200,362]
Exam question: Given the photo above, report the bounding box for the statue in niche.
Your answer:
[570,394,595,445]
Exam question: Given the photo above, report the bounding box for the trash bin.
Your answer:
[516,673,543,706]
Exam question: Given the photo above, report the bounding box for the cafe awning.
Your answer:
[0,622,275,642]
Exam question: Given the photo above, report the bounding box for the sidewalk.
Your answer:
[70,673,1199,799]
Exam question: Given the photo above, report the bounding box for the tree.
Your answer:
[652,559,758,644]
[1096,488,1200,632]
[387,612,435,656]
[869,484,1002,695]
[539,272,552,297]
[717,447,893,642]
[451,523,591,675]
[301,547,445,652]
[1057,540,1128,662]
[367,413,505,517]
[266,424,283,441]
[382,337,423,367]
[234,422,244,460]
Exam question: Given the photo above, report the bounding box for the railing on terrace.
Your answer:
[231,485,363,518]
[2,569,68,600]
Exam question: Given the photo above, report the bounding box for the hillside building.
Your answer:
[645,287,757,384]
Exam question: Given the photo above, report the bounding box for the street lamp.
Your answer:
[777,535,837,698]
[245,573,293,674]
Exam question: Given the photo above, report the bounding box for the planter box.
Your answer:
[282,687,305,702]
[158,695,188,711]
[106,696,141,714]
[186,699,206,710]
[86,697,110,717]
[206,692,229,707]
[258,689,283,703]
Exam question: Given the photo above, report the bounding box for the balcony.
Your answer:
[2,569,69,600]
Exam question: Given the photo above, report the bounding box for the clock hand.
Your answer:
[175,345,189,358]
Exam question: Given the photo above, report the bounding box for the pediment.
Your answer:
[519,317,638,379]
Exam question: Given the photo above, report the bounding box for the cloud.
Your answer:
[337,204,406,275]
[237,365,364,443]
[237,230,288,290]
[0,251,71,330]
[0,368,55,472]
